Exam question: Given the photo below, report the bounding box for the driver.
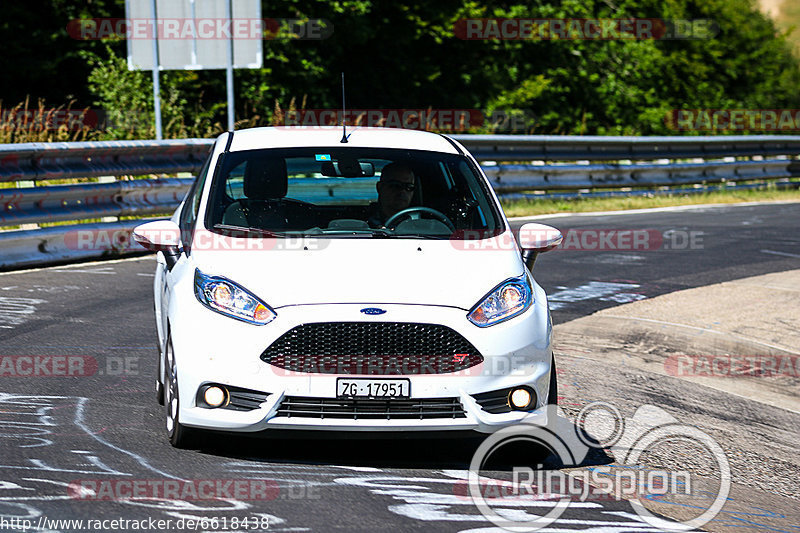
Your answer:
[368,162,416,227]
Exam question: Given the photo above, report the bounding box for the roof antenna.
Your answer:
[340,72,348,143]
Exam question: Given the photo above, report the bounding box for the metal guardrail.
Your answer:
[0,178,190,226]
[0,139,212,182]
[1,135,798,270]
[458,134,800,161]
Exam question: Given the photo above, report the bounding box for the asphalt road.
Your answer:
[520,201,800,323]
[0,201,798,533]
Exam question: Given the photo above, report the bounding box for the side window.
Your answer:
[180,151,213,251]
[224,161,247,201]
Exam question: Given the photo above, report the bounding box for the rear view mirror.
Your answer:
[133,220,182,269]
[320,159,375,177]
[518,222,562,271]
[518,223,563,253]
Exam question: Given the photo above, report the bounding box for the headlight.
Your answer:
[194,269,276,325]
[468,274,533,327]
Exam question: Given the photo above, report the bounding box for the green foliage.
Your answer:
[3,0,799,139]
[776,0,800,57]
[0,0,126,106]
[83,46,221,139]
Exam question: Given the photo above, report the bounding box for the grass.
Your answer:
[0,97,98,144]
[500,185,800,217]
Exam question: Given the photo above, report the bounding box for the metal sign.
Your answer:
[125,0,262,70]
[125,0,261,137]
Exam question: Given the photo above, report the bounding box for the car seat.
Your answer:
[222,158,290,229]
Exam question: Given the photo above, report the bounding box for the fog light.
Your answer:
[509,387,533,410]
[204,386,227,408]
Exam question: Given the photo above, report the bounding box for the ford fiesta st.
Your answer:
[134,126,562,447]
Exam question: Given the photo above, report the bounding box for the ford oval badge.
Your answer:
[360,307,386,315]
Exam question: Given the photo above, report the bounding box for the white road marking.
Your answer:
[53,266,116,275]
[0,296,46,328]
[73,398,185,482]
[761,249,800,259]
[564,254,646,265]
[0,255,155,277]
[334,472,668,531]
[548,282,644,310]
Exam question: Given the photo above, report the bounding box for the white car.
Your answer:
[134,126,562,448]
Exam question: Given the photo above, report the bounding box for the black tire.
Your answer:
[155,341,165,406]
[164,333,193,448]
[547,354,558,405]
[156,380,165,406]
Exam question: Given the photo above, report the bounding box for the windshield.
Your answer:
[204,147,504,239]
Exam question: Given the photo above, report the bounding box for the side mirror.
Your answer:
[518,223,563,271]
[133,220,182,270]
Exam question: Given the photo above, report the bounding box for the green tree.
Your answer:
[5,0,800,138]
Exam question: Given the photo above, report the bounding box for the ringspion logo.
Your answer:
[467,403,730,531]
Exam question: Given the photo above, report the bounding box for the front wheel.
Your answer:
[164,334,194,448]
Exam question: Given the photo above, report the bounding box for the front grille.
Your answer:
[261,322,483,375]
[275,396,467,420]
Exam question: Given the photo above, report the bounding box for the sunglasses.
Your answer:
[384,180,415,192]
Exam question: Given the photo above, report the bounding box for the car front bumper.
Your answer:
[169,283,554,435]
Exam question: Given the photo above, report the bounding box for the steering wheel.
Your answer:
[384,207,455,232]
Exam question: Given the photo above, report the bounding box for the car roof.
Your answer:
[227,126,461,154]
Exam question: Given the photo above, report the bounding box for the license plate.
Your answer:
[336,378,410,398]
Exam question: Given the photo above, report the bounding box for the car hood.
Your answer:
[191,234,525,310]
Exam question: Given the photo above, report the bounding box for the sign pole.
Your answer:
[149,0,163,139]
[225,0,235,131]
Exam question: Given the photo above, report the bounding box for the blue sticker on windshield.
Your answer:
[315,154,331,161]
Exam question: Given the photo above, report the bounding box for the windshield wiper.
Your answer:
[393,234,450,240]
[213,224,286,238]
[293,228,392,238]
[298,228,450,239]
